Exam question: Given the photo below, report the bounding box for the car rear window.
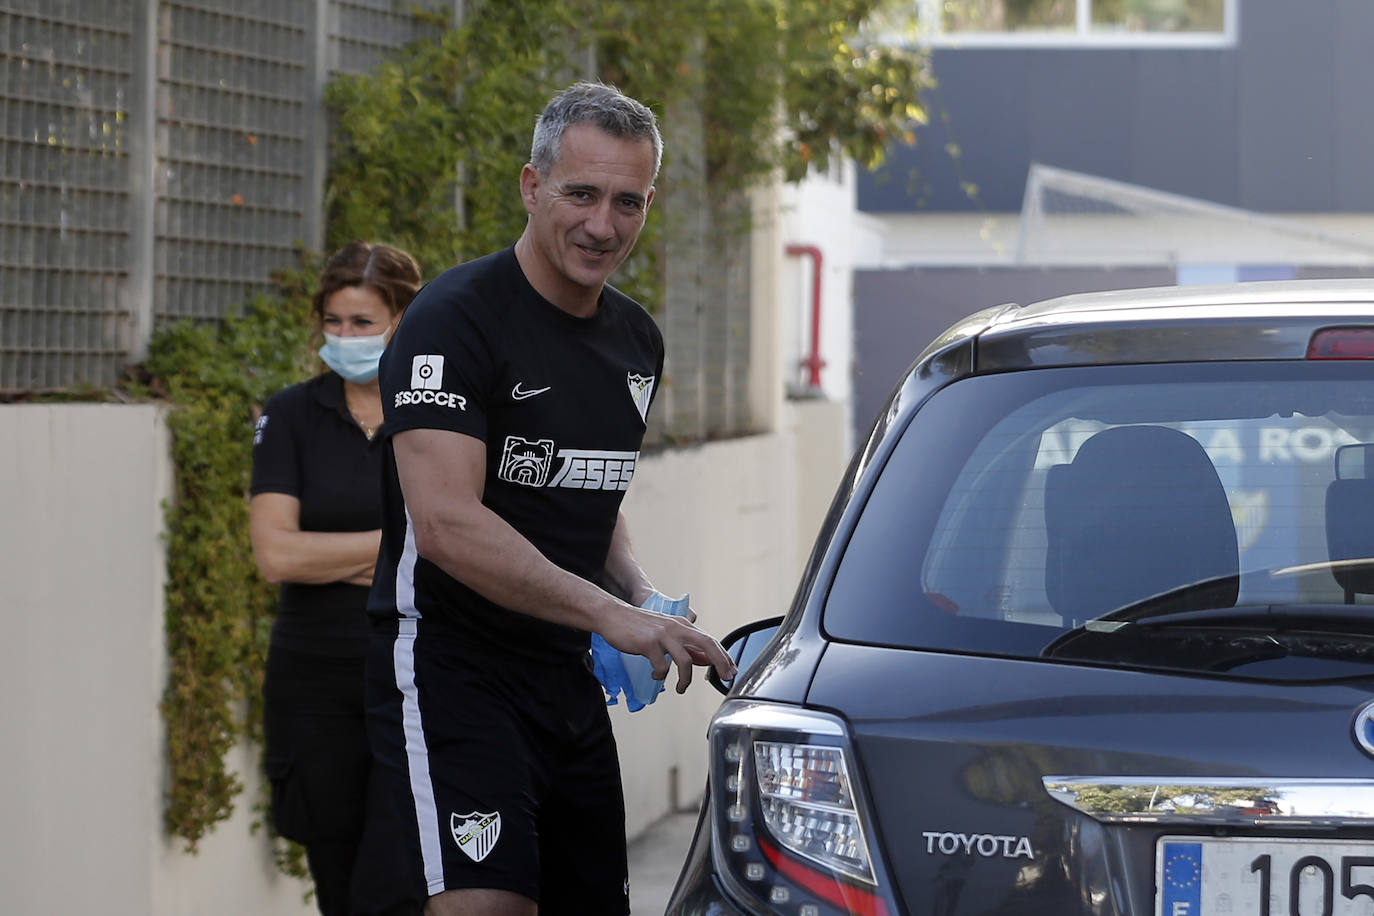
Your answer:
[824,360,1374,679]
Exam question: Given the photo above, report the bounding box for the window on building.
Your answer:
[915,0,1232,45]
[1091,0,1225,33]
[942,0,1076,32]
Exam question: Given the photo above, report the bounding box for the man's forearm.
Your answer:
[411,498,627,634]
[603,513,654,605]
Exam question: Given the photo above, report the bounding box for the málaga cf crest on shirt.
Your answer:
[627,372,655,424]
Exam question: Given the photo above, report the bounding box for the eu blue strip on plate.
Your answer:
[1160,841,1203,916]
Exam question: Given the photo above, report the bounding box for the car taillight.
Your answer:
[708,701,898,916]
[753,741,874,883]
[1307,327,1374,359]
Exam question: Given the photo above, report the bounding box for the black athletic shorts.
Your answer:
[365,617,630,914]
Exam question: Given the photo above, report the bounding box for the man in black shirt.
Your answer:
[366,81,736,915]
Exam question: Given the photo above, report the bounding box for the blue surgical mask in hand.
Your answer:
[591,591,691,712]
[319,330,388,383]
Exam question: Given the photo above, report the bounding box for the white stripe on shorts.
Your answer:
[398,509,421,621]
[394,512,446,895]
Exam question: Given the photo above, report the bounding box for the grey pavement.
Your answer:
[627,808,700,915]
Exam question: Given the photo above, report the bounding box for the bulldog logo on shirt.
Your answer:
[497,436,555,487]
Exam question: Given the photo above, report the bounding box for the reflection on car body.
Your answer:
[667,280,1374,916]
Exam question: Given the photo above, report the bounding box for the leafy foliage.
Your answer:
[324,0,930,276]
[150,258,318,852]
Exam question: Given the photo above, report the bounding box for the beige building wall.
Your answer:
[0,404,316,915]
[0,397,849,913]
[613,398,849,838]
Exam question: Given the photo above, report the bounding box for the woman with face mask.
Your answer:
[249,241,423,916]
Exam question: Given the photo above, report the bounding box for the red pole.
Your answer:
[785,244,826,389]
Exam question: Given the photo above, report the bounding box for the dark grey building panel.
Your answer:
[894,51,1035,211]
[1025,51,1136,184]
[1128,50,1238,204]
[1294,266,1374,280]
[1235,0,1336,211]
[1332,1,1374,210]
[859,0,1373,214]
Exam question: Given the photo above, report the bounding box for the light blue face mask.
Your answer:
[319,329,389,383]
[590,591,692,712]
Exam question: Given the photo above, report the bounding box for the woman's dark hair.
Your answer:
[310,241,422,322]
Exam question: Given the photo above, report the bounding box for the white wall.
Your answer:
[0,399,849,913]
[0,404,315,915]
[779,159,885,426]
[614,398,849,836]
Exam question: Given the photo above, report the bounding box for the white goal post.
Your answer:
[1016,163,1374,266]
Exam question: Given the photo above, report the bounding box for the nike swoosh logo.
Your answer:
[511,382,551,401]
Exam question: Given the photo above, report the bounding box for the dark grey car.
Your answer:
[667,280,1374,916]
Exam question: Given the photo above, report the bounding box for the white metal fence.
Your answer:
[3,1,757,443]
[1,0,447,392]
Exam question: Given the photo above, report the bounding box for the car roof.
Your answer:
[999,277,1374,328]
[968,278,1374,370]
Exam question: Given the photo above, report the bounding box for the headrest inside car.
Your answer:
[1325,443,1374,600]
[1045,425,1239,619]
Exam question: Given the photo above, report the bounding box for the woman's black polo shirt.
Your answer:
[251,371,383,657]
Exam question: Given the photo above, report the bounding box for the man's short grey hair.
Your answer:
[530,81,662,180]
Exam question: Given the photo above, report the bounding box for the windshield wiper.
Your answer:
[1129,605,1374,633]
[1040,563,1374,666]
[1077,573,1242,626]
[1061,559,1374,630]
[1042,603,1374,670]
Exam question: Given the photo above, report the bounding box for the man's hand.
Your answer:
[599,606,736,694]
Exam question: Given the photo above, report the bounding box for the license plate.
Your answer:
[1156,837,1374,916]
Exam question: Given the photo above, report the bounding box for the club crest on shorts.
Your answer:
[451,811,501,862]
[627,372,655,424]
